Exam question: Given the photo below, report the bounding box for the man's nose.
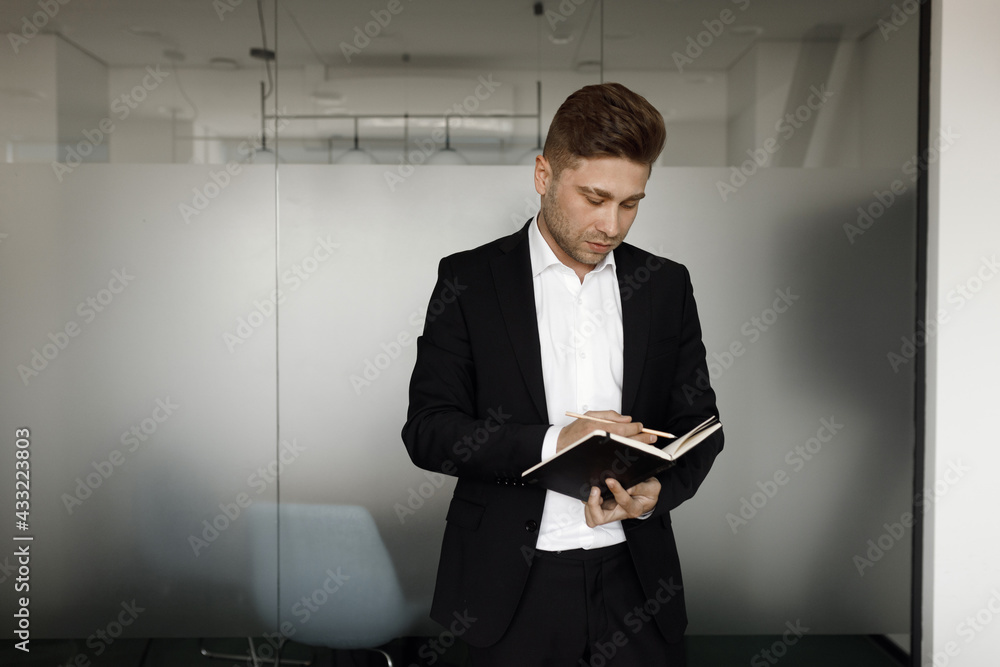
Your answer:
[594,206,621,239]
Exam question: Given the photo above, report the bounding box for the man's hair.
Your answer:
[543,82,666,178]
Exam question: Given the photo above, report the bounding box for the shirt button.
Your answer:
[582,404,589,411]
[579,351,587,359]
[525,520,538,533]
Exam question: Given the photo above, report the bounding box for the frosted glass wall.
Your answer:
[0,165,278,636]
[275,166,914,635]
[0,0,919,646]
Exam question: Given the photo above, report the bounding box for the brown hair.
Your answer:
[543,82,666,178]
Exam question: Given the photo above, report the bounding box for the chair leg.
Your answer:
[373,647,393,667]
[248,637,261,667]
[198,637,313,666]
[358,647,393,667]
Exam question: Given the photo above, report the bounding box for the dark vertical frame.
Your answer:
[911,1,932,665]
[272,0,283,637]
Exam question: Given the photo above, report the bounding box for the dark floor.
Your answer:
[1,635,908,666]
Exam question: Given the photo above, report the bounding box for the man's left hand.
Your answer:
[584,477,660,528]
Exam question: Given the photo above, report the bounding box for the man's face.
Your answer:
[534,155,649,276]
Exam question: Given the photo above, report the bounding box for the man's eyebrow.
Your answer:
[577,186,646,201]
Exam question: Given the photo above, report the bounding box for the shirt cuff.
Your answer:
[540,425,561,462]
[636,510,654,520]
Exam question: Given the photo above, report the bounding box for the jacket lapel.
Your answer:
[616,244,650,417]
[491,223,548,422]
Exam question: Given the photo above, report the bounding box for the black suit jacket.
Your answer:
[402,220,723,647]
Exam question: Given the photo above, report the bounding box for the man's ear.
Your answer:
[534,155,552,196]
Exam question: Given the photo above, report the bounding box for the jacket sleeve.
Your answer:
[401,255,549,483]
[644,265,724,520]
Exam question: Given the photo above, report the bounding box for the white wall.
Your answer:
[925,0,1000,664]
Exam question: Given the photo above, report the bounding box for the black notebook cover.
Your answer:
[521,432,678,501]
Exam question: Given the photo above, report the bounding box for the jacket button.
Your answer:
[525,520,538,533]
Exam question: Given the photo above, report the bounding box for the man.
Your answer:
[402,82,723,665]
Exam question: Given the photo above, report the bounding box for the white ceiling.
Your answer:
[0,0,900,155]
[0,0,893,73]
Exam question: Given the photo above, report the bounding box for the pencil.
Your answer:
[565,411,675,438]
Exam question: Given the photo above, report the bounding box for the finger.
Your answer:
[588,410,631,423]
[627,477,660,496]
[609,421,644,437]
[620,426,656,445]
[605,478,636,513]
[584,487,606,527]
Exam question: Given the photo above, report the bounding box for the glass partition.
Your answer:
[0,0,919,656]
[0,2,280,639]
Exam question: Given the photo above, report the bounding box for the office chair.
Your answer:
[245,502,414,666]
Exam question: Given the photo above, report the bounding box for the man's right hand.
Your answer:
[556,410,656,453]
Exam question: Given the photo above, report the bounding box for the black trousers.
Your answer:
[468,543,685,667]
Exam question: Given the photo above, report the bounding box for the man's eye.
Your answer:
[587,198,602,206]
[621,203,637,210]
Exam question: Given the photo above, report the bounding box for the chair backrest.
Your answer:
[251,502,411,649]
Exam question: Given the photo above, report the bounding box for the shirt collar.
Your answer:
[528,215,616,279]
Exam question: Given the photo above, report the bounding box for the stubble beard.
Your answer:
[540,187,620,267]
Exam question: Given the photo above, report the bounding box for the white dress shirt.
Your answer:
[528,216,628,551]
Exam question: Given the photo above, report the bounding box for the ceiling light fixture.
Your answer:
[683,74,715,85]
[426,116,469,165]
[209,57,240,70]
[127,26,163,38]
[336,117,376,164]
